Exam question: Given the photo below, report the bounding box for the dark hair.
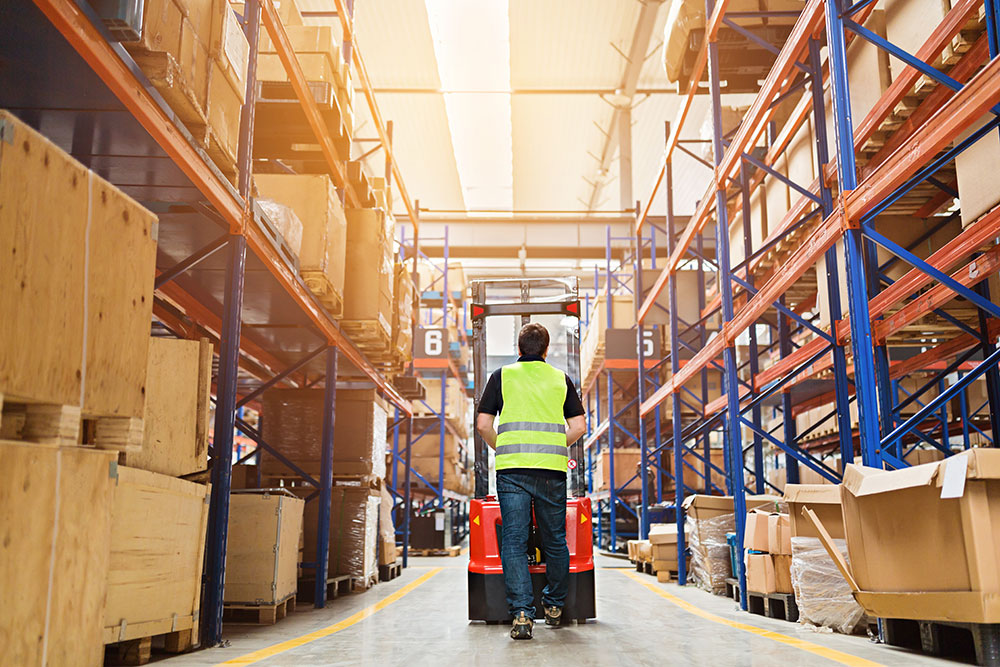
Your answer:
[518,323,550,356]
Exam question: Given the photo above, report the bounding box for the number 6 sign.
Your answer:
[416,328,449,358]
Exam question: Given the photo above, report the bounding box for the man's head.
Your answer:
[518,322,550,358]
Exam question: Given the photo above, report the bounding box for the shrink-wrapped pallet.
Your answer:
[302,487,379,581]
[258,199,304,258]
[685,512,733,595]
[260,388,387,480]
[790,537,866,634]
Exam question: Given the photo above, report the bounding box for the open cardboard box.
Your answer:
[804,449,1000,624]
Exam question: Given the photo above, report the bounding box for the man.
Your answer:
[476,323,587,640]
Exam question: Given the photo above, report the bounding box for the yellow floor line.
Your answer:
[620,570,882,667]
[216,567,444,666]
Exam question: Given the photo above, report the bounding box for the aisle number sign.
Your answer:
[416,328,449,358]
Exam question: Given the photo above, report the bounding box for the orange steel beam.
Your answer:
[852,0,980,150]
[330,0,419,232]
[754,335,829,389]
[260,0,358,208]
[875,244,1000,339]
[36,0,410,413]
[32,0,243,230]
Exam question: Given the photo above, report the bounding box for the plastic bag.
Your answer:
[790,536,866,634]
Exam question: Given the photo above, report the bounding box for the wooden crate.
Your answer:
[255,174,347,317]
[103,467,210,649]
[122,337,212,476]
[1,441,117,666]
[0,110,156,428]
[225,491,304,607]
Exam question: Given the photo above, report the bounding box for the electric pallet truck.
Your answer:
[466,278,596,623]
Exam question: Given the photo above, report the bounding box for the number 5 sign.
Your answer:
[416,328,449,358]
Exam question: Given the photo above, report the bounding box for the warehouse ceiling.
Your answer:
[299,0,749,266]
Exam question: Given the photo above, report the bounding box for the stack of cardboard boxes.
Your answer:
[743,509,793,596]
[649,523,684,582]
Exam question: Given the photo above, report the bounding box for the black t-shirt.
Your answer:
[477,355,585,479]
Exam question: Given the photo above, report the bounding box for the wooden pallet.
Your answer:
[104,628,194,666]
[301,271,345,319]
[379,559,403,582]
[409,545,462,558]
[340,319,393,357]
[882,617,1000,667]
[297,574,353,603]
[253,205,300,274]
[746,590,800,623]
[0,393,143,450]
[223,594,296,625]
[725,577,741,603]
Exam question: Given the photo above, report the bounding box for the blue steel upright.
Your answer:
[705,0,749,609]
[314,346,338,607]
[823,0,882,467]
[635,208,650,541]
[664,131,688,585]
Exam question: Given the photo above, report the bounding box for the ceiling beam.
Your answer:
[586,0,665,212]
[355,87,676,95]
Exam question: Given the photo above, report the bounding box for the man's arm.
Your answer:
[476,412,498,450]
[565,415,587,447]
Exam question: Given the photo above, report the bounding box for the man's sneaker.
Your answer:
[544,606,563,626]
[510,612,533,640]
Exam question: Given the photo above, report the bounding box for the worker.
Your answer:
[475,322,587,640]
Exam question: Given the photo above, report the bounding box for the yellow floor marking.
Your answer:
[217,567,444,666]
[620,570,882,667]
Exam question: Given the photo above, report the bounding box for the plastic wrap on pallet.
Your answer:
[790,536,866,634]
[260,389,387,480]
[258,198,304,258]
[304,486,379,581]
[686,513,734,595]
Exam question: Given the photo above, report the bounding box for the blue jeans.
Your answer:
[496,471,569,619]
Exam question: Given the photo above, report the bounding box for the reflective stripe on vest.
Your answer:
[496,361,568,473]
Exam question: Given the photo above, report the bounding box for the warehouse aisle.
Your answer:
[159,555,955,666]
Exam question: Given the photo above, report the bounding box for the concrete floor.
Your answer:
[160,554,962,667]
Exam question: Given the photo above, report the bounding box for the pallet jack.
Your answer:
[466,278,596,623]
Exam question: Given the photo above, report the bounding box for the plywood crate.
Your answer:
[581,294,635,381]
[122,337,212,476]
[225,491,304,606]
[103,467,210,649]
[1,441,117,666]
[0,110,156,438]
[260,388,387,481]
[342,209,395,346]
[255,174,348,316]
[884,0,954,82]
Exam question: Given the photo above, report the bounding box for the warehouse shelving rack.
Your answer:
[633,0,1000,609]
[8,0,425,644]
[390,225,472,549]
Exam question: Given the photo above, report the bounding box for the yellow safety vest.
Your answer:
[495,361,568,472]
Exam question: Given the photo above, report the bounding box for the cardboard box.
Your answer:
[636,540,653,562]
[955,115,1000,228]
[652,543,679,562]
[767,513,791,555]
[746,553,776,594]
[812,450,1000,624]
[595,448,644,492]
[225,491,304,605]
[744,509,771,552]
[772,554,793,594]
[784,484,844,540]
[343,209,394,335]
[653,559,678,573]
[648,523,679,545]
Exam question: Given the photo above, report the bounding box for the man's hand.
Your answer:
[476,412,498,449]
[565,415,587,446]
